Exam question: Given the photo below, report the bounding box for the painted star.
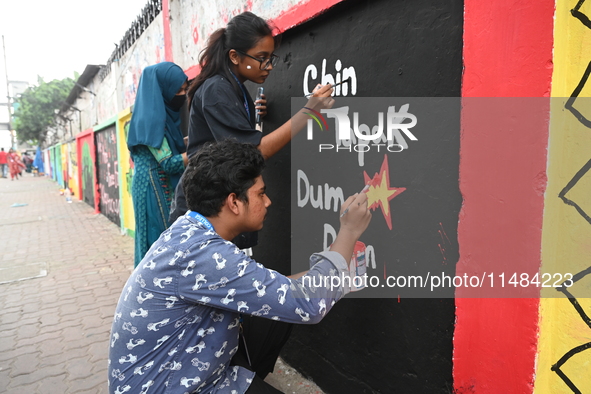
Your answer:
[363,155,406,230]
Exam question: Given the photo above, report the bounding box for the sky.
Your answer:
[0,0,149,96]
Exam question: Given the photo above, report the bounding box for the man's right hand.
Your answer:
[329,192,372,263]
[339,192,372,239]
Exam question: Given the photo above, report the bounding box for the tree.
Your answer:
[13,77,75,145]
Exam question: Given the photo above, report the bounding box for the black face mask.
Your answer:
[168,94,186,111]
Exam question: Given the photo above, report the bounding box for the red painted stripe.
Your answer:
[269,0,346,34]
[455,1,554,393]
[184,65,201,80]
[162,0,174,62]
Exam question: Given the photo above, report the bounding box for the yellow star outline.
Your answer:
[363,155,406,230]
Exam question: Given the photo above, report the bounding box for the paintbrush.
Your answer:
[305,77,351,98]
[340,184,370,218]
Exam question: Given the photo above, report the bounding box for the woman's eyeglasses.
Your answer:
[235,50,279,70]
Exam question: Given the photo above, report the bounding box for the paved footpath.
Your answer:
[0,175,323,394]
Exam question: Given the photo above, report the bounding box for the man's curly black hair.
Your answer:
[182,140,265,217]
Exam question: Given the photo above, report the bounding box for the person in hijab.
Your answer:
[127,62,189,267]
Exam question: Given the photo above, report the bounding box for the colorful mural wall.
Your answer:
[173,0,293,65]
[117,14,166,111]
[117,109,135,237]
[60,144,67,189]
[46,147,53,181]
[75,129,97,211]
[170,0,347,78]
[50,144,63,187]
[43,149,51,179]
[536,0,591,392]
[96,69,118,123]
[39,0,591,392]
[94,122,121,227]
[454,1,554,392]
[66,141,78,198]
[453,0,591,393]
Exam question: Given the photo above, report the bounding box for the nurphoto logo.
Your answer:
[305,104,418,153]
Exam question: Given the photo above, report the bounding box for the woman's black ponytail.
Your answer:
[187,12,280,104]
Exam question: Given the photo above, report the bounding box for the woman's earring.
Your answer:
[246,65,252,69]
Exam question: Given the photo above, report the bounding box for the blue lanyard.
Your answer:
[186,211,215,231]
[229,70,251,120]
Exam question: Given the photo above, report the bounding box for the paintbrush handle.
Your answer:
[305,78,350,98]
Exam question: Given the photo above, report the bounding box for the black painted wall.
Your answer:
[246,0,463,392]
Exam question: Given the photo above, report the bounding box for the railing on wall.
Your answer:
[99,0,162,81]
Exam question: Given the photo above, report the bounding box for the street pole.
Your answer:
[2,35,15,150]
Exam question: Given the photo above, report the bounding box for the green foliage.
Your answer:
[13,77,75,145]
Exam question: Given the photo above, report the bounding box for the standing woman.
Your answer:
[170,11,333,226]
[127,62,189,267]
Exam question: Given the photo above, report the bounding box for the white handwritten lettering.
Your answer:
[303,59,357,97]
[297,170,344,212]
